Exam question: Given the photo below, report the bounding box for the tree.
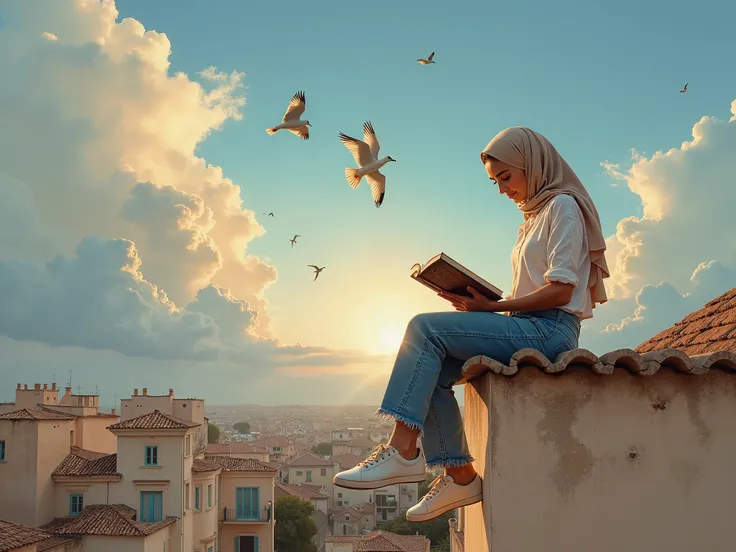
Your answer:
[233,421,251,434]
[207,423,220,444]
[274,496,318,552]
[311,442,332,456]
[378,510,454,545]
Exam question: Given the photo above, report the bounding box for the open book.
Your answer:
[410,253,503,300]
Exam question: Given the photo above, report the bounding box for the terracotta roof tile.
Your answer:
[251,436,296,447]
[208,456,278,473]
[53,447,118,477]
[0,519,53,552]
[344,437,378,448]
[107,410,199,430]
[636,288,736,356]
[0,408,75,421]
[192,458,220,473]
[37,535,79,551]
[42,504,176,537]
[275,482,330,501]
[330,453,364,471]
[205,442,268,455]
[287,452,333,467]
[326,530,429,552]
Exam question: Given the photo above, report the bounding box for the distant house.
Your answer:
[325,529,430,552]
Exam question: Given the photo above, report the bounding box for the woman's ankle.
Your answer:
[445,464,477,485]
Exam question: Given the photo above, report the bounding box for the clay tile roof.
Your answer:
[330,453,363,471]
[192,458,220,473]
[636,287,736,355]
[37,535,79,551]
[205,442,268,455]
[107,410,200,430]
[288,452,333,467]
[346,437,378,448]
[326,530,429,552]
[0,519,53,552]
[275,482,330,501]
[53,447,118,477]
[251,435,295,447]
[0,408,76,421]
[208,456,278,473]
[42,504,177,537]
[329,502,376,520]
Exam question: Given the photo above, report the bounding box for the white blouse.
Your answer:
[510,194,592,320]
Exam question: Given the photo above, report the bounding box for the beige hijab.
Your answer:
[481,126,609,308]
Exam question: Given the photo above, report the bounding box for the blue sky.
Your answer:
[0,0,735,405]
[114,0,736,352]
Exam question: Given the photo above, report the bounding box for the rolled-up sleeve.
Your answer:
[544,197,584,287]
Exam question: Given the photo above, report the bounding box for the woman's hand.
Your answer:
[438,287,501,312]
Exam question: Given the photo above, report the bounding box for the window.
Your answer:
[235,487,260,520]
[185,483,191,509]
[0,440,5,461]
[69,430,75,447]
[144,445,158,466]
[296,471,303,476]
[306,471,312,482]
[207,547,213,552]
[208,484,213,508]
[345,514,350,521]
[343,525,347,535]
[69,494,83,516]
[195,486,200,510]
[337,492,342,498]
[140,491,163,522]
[320,468,327,476]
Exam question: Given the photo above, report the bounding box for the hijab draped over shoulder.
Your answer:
[481,126,609,308]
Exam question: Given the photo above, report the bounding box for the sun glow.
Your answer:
[378,322,405,354]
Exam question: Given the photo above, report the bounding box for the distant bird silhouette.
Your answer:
[290,235,301,248]
[262,212,275,217]
[680,83,688,93]
[339,121,396,208]
[266,91,311,140]
[308,265,325,281]
[417,52,436,65]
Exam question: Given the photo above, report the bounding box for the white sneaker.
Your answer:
[333,444,426,490]
[406,474,483,522]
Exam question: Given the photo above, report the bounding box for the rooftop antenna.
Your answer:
[67,369,72,389]
[76,384,82,395]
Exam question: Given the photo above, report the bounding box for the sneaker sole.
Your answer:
[333,472,427,490]
[405,492,483,522]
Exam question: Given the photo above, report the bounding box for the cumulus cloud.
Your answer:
[581,103,736,353]
[0,0,382,381]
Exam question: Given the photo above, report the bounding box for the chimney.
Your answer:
[65,387,72,394]
[133,388,138,396]
[24,384,28,390]
[34,383,41,390]
[142,388,148,396]
[51,382,57,391]
[111,408,117,416]
[169,388,174,397]
[16,383,20,390]
[43,384,48,390]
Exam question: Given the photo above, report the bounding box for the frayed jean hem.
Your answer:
[426,456,475,468]
[375,407,423,432]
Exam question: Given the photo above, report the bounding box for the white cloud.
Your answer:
[581,102,736,353]
[0,0,385,389]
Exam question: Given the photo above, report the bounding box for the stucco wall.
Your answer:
[54,480,111,518]
[82,535,145,552]
[325,543,353,552]
[287,465,332,488]
[76,417,116,454]
[0,420,39,525]
[192,471,218,548]
[463,368,736,552]
[36,421,76,526]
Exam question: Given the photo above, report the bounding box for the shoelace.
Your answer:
[358,444,391,467]
[424,475,452,501]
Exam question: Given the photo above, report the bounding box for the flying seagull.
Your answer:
[338,121,396,208]
[290,234,301,247]
[680,83,688,93]
[266,91,311,140]
[262,212,275,217]
[308,265,325,281]
[417,52,435,65]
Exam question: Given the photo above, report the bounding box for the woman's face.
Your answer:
[484,158,528,204]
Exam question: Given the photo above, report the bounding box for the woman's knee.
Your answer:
[406,312,445,336]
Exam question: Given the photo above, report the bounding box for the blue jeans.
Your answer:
[377,309,580,467]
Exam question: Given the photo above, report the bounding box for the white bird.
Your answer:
[417,52,435,65]
[680,83,688,93]
[338,121,396,208]
[308,265,325,281]
[266,91,311,140]
[290,234,301,247]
